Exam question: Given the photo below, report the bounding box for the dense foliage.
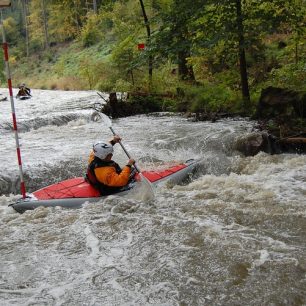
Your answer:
[1,0,305,116]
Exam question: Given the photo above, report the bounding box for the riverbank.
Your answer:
[98,88,306,155]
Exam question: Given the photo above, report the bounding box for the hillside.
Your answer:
[10,41,113,90]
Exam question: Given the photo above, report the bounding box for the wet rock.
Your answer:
[250,86,306,154]
[255,86,306,119]
[102,92,163,118]
[188,111,242,122]
[278,137,306,154]
[230,262,251,286]
[102,92,121,118]
[234,132,275,156]
[234,132,306,155]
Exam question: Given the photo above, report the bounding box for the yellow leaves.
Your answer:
[9,55,17,65]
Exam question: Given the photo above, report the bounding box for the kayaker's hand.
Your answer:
[110,135,121,145]
[127,159,135,166]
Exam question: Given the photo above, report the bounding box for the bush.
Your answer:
[112,79,133,92]
[127,95,163,114]
[161,98,177,111]
[267,61,306,91]
[178,83,235,113]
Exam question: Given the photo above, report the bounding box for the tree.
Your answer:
[191,0,265,107]
[48,0,88,41]
[139,0,153,84]
[153,0,203,81]
[279,0,306,64]
[41,0,49,49]
[27,0,46,50]
[93,0,97,13]
[21,0,29,56]
[235,0,250,107]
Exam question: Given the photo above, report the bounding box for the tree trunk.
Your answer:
[129,70,135,86]
[295,40,298,64]
[22,0,29,57]
[235,0,250,108]
[93,0,97,13]
[178,49,195,81]
[41,0,49,49]
[109,92,120,118]
[139,0,153,86]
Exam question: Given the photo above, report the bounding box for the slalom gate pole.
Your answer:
[1,11,26,198]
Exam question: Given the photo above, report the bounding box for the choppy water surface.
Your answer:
[0,89,305,306]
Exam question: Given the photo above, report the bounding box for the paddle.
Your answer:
[96,91,108,103]
[99,112,155,200]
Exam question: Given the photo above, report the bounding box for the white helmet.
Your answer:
[93,142,113,159]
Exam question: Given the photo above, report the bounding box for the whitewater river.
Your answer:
[0,89,305,305]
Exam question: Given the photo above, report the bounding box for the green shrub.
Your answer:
[181,83,235,113]
[267,61,306,91]
[161,98,177,111]
[96,79,116,92]
[112,79,133,92]
[127,95,163,113]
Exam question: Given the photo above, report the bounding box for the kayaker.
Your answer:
[16,84,31,98]
[86,135,136,195]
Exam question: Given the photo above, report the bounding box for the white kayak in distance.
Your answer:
[9,159,199,213]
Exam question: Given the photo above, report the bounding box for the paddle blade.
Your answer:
[139,173,155,200]
[128,174,155,201]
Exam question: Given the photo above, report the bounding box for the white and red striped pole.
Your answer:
[1,9,27,198]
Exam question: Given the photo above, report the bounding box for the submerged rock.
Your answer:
[242,86,306,155]
[235,132,306,156]
[102,92,163,118]
[234,132,275,156]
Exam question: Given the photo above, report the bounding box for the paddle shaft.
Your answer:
[109,126,141,173]
[98,108,154,199]
[95,95,142,174]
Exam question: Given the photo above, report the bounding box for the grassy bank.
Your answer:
[8,42,110,90]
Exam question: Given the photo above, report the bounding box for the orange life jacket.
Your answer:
[86,156,131,195]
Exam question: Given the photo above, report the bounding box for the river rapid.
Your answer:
[0,89,305,306]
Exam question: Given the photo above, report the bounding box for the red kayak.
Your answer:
[10,159,198,213]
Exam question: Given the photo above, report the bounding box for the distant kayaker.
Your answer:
[16,84,31,98]
[86,135,136,195]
